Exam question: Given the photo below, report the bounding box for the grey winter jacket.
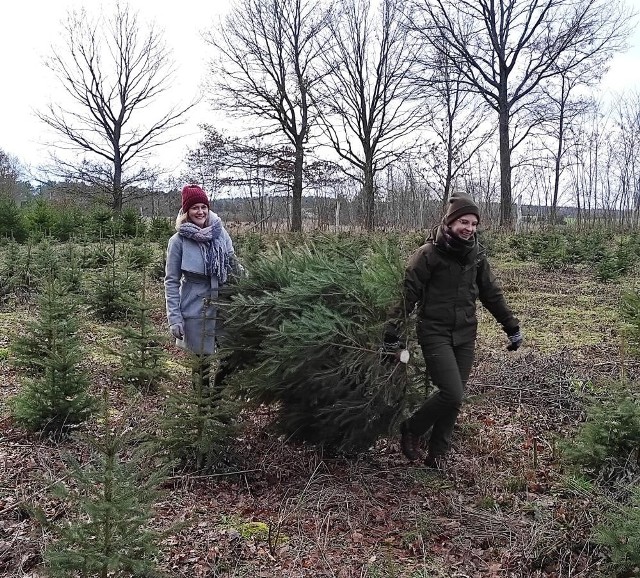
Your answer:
[164,214,236,355]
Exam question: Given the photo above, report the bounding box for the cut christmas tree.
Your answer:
[217,234,423,453]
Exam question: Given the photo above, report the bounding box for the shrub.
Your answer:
[508,233,533,261]
[0,195,28,242]
[147,216,174,243]
[114,267,168,392]
[86,238,138,321]
[11,276,96,433]
[86,207,116,240]
[159,357,240,473]
[24,198,58,238]
[122,240,156,268]
[562,387,640,477]
[621,287,640,358]
[51,204,85,241]
[538,234,569,270]
[566,231,607,264]
[45,399,168,577]
[596,251,623,282]
[118,207,145,238]
[594,487,640,576]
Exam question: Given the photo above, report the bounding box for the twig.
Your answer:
[469,381,547,394]
[0,474,70,517]
[166,469,261,481]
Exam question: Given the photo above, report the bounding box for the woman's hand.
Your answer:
[170,323,184,340]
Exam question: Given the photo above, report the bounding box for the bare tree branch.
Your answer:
[316,0,425,230]
[410,0,635,226]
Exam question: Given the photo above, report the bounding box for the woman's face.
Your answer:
[188,203,209,228]
[450,213,478,240]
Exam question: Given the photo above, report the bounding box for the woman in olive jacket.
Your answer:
[164,184,242,386]
[385,192,522,468]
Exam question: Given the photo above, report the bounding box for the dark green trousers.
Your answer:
[407,340,475,457]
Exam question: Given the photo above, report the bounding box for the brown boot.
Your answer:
[424,453,445,470]
[400,421,421,461]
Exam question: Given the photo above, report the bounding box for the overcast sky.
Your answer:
[1,0,232,180]
[1,0,640,183]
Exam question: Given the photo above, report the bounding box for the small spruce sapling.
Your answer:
[45,390,169,578]
[115,265,169,392]
[11,273,96,434]
[87,235,137,321]
[159,352,240,473]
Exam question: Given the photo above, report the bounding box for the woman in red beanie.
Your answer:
[384,192,522,469]
[164,184,244,388]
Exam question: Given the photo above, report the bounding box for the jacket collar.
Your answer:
[432,225,479,263]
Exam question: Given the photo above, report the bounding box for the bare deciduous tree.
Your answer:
[317,0,423,231]
[206,0,331,232]
[412,0,633,227]
[184,125,230,197]
[536,64,599,222]
[0,149,21,197]
[410,32,494,206]
[611,92,640,226]
[39,3,194,212]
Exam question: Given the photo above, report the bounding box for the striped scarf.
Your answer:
[178,214,230,285]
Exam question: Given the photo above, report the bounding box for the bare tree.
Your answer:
[38,3,194,212]
[184,125,231,197]
[536,64,599,222]
[611,92,640,227]
[0,149,21,197]
[409,32,495,206]
[206,0,331,232]
[411,0,633,227]
[317,0,423,231]
[568,104,608,227]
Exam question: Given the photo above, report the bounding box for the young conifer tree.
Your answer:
[621,287,640,357]
[159,353,240,473]
[45,391,167,577]
[88,235,137,321]
[0,240,23,300]
[115,266,169,392]
[217,235,423,453]
[11,273,96,434]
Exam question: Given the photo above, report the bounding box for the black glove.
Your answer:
[506,326,523,351]
[382,329,402,351]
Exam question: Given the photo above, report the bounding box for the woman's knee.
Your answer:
[436,383,464,407]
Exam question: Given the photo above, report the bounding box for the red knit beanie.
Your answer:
[181,184,209,212]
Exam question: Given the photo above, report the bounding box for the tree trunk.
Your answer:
[113,158,123,213]
[551,80,567,224]
[363,161,375,231]
[551,113,564,224]
[291,143,303,232]
[498,101,512,228]
[444,112,454,201]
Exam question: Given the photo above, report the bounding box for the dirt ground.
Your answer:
[1,261,638,578]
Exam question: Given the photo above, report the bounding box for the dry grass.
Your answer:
[0,259,636,577]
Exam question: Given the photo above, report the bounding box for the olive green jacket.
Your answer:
[388,226,519,345]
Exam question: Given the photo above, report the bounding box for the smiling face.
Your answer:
[187,203,209,228]
[449,214,478,240]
